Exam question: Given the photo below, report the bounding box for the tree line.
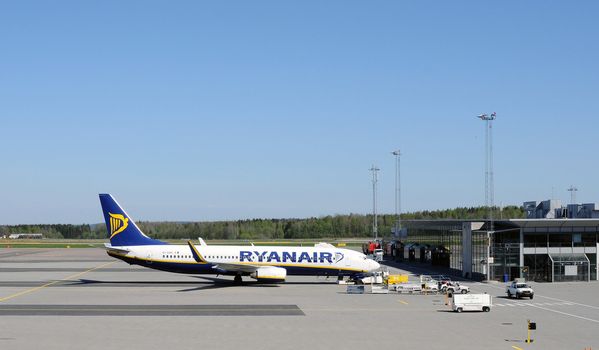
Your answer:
[0,205,525,240]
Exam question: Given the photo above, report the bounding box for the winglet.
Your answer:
[188,240,207,263]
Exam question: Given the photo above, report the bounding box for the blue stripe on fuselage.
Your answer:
[108,252,215,274]
[108,252,359,277]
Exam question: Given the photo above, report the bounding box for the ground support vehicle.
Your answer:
[386,274,409,285]
[442,282,470,294]
[506,281,534,299]
[451,294,492,313]
[385,274,409,291]
[371,249,384,262]
[339,270,387,285]
[418,275,440,293]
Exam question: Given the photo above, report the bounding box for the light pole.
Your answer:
[477,112,497,281]
[370,165,380,241]
[392,150,401,237]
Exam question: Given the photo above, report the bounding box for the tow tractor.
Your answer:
[442,281,470,294]
[340,270,388,285]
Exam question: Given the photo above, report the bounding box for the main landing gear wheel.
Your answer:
[234,275,242,285]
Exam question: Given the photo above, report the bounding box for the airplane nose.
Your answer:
[370,259,380,271]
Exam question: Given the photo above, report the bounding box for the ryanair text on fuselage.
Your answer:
[239,250,339,264]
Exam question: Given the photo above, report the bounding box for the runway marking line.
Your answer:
[397,299,409,305]
[526,303,599,323]
[0,261,115,303]
[536,295,599,310]
[511,346,523,350]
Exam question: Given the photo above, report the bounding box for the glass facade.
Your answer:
[490,243,520,282]
[471,230,488,281]
[403,221,517,281]
[524,254,550,282]
[523,231,598,282]
[550,254,590,282]
[404,220,599,283]
[402,221,464,275]
[489,229,521,281]
[589,253,597,281]
[523,233,547,248]
[524,232,598,249]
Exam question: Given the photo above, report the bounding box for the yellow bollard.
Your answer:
[526,320,536,343]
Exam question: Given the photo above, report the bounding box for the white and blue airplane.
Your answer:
[100,194,380,283]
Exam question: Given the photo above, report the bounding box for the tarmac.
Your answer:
[0,248,598,350]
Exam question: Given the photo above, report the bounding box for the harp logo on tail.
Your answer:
[109,213,129,238]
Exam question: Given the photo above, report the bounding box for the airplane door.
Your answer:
[345,256,351,267]
[146,252,152,264]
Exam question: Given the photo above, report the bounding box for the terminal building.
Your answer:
[401,200,599,282]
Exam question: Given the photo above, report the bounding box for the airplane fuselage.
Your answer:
[107,244,375,277]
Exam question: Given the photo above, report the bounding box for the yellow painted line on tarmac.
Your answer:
[511,346,523,350]
[398,299,409,305]
[0,261,115,303]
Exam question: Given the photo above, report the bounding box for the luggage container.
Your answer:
[370,285,389,294]
[347,285,365,294]
[395,284,422,294]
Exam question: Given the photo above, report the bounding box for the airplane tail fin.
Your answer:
[99,194,166,246]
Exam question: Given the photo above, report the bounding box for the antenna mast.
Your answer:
[370,165,380,240]
[567,185,578,204]
[392,150,401,237]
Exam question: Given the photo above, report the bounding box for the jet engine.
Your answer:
[250,266,287,282]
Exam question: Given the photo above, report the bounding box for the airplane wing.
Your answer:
[209,262,261,273]
[187,241,260,273]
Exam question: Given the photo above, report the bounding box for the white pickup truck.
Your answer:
[506,281,534,299]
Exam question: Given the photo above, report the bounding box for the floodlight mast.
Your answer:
[477,112,497,229]
[478,112,497,282]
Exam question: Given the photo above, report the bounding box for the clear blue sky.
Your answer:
[1,1,598,224]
